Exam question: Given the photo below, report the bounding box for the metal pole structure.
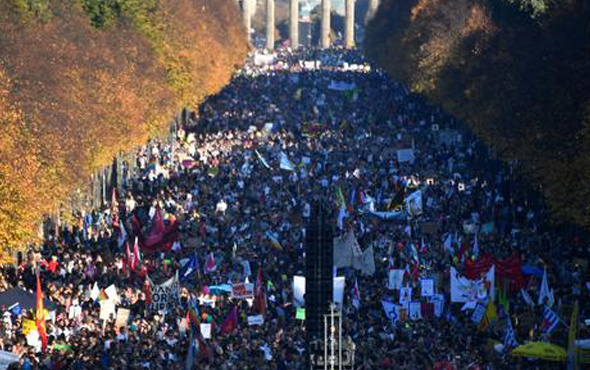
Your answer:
[321,0,331,49]
[344,0,355,48]
[330,304,335,370]
[289,0,299,49]
[338,308,342,370]
[243,0,252,44]
[266,0,275,50]
[324,313,328,370]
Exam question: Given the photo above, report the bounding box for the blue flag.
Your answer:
[8,302,22,316]
[180,255,198,281]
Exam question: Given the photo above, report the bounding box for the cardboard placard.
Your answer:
[296,308,306,320]
[247,315,265,326]
[231,283,254,299]
[114,308,130,329]
[420,279,435,297]
[409,302,422,320]
[100,300,116,321]
[200,323,211,339]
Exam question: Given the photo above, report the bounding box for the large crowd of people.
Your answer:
[0,47,588,370]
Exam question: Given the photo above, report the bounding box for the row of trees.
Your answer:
[0,0,248,253]
[366,0,590,231]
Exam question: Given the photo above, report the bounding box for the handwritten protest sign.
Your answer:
[149,273,180,311]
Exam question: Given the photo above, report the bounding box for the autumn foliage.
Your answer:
[366,0,590,231]
[0,0,248,252]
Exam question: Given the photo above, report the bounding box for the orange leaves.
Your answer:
[0,0,248,249]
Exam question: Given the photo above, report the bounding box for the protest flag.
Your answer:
[204,252,216,274]
[180,254,198,282]
[220,306,238,335]
[541,306,560,334]
[35,271,48,353]
[503,310,518,350]
[538,269,555,307]
[125,241,133,271]
[144,275,152,305]
[352,278,360,309]
[498,281,509,313]
[185,336,198,370]
[117,222,127,248]
[336,187,346,209]
[132,237,141,271]
[478,299,497,331]
[348,188,356,213]
[265,231,283,251]
[254,265,267,315]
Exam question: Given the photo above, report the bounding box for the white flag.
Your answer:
[352,278,360,309]
[279,152,295,171]
[117,222,127,248]
[381,300,400,323]
[388,269,405,290]
[520,288,534,306]
[538,269,554,307]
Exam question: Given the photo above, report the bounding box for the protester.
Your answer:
[0,47,587,370]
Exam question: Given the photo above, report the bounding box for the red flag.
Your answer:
[220,306,238,335]
[125,242,133,271]
[132,237,141,271]
[144,207,165,246]
[132,213,142,236]
[139,207,179,253]
[254,265,267,315]
[35,273,48,352]
[144,276,152,305]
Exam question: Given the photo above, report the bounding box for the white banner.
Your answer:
[293,276,306,307]
[247,315,265,326]
[333,277,346,305]
[333,232,354,268]
[149,272,180,311]
[450,267,474,303]
[231,283,254,299]
[352,245,376,276]
[409,302,422,320]
[293,276,348,307]
[450,267,494,303]
[420,278,435,297]
[399,287,412,308]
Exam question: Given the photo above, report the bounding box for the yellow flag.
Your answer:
[478,299,497,331]
[22,319,37,335]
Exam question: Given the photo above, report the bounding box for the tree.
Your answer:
[366,0,590,230]
[0,0,249,251]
